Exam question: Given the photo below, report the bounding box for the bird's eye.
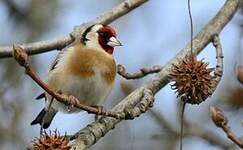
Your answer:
[99,32,108,37]
[99,32,104,36]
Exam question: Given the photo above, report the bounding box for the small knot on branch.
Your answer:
[124,1,130,8]
[123,107,135,120]
[12,45,29,67]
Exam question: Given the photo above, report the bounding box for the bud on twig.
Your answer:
[12,45,29,67]
[210,106,228,127]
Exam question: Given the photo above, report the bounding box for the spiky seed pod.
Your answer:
[169,55,215,104]
[32,130,71,150]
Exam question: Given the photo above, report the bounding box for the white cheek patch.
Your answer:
[86,32,97,42]
[83,24,105,51]
[91,24,103,32]
[85,32,103,50]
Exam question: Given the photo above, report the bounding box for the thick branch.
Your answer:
[0,0,148,58]
[71,0,239,149]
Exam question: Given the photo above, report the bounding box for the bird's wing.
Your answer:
[49,48,67,71]
[35,46,71,100]
[49,41,77,71]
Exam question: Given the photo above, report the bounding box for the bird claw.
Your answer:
[67,95,78,106]
[92,105,107,120]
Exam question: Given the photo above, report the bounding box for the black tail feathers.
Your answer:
[31,108,57,129]
[35,93,46,100]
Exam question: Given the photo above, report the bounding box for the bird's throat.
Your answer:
[105,47,114,54]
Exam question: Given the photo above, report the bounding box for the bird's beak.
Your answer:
[107,36,122,47]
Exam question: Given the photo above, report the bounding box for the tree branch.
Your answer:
[0,0,148,58]
[211,34,224,91]
[70,87,150,149]
[117,64,163,80]
[70,0,239,149]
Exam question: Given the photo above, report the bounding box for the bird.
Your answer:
[31,24,122,129]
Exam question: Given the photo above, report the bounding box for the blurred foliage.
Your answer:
[0,0,59,149]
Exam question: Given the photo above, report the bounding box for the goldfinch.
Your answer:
[31,24,122,129]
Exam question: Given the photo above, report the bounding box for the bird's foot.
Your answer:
[92,105,107,121]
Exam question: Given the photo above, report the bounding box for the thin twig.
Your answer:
[117,64,163,80]
[211,34,224,93]
[188,0,194,56]
[221,126,243,148]
[180,102,186,150]
[210,106,243,148]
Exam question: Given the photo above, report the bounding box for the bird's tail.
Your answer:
[31,108,57,129]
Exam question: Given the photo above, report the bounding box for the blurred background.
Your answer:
[0,0,242,150]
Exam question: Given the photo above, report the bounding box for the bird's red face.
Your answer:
[97,26,119,54]
[81,24,122,55]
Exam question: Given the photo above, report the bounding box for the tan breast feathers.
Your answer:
[66,46,116,84]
